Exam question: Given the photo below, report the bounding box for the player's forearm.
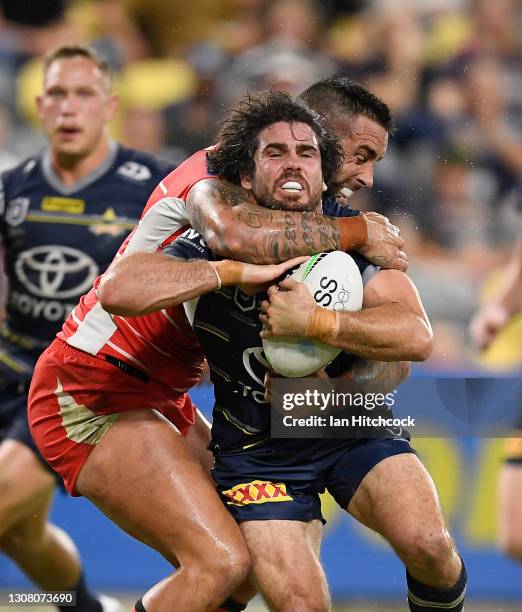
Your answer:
[187,180,366,264]
[496,242,522,316]
[336,359,411,394]
[98,252,219,316]
[309,303,432,362]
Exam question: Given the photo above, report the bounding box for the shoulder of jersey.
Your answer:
[161,148,217,197]
[1,155,42,186]
[114,145,176,185]
[322,195,358,218]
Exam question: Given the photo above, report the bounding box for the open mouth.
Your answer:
[280,180,304,193]
[58,127,82,137]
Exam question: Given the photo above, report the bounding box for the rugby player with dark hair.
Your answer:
[97,86,466,610]
[0,44,176,611]
[27,79,411,612]
[164,91,465,612]
[28,90,343,612]
[186,77,405,270]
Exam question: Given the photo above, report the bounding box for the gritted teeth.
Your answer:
[340,187,354,198]
[281,181,303,191]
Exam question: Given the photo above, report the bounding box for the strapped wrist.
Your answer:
[211,260,243,287]
[304,306,340,344]
[338,214,368,252]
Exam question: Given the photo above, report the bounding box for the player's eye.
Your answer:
[48,89,65,99]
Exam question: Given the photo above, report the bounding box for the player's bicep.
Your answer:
[186,178,268,257]
[363,269,430,322]
[186,178,244,229]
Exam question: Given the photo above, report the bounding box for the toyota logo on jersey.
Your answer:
[14,245,98,299]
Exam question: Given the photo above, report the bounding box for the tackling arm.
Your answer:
[187,179,407,270]
[97,251,307,317]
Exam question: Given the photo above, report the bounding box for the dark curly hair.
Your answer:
[207,90,342,186]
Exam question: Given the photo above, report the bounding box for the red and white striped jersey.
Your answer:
[58,148,216,393]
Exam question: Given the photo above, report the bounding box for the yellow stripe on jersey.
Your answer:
[0,350,31,373]
[214,404,257,435]
[194,321,230,342]
[27,213,136,229]
[41,197,85,214]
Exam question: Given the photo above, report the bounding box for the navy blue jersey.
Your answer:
[165,200,378,453]
[0,143,174,358]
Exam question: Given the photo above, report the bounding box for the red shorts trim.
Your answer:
[28,339,196,495]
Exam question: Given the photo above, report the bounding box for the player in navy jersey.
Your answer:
[103,90,467,612]
[0,44,173,611]
[470,239,522,563]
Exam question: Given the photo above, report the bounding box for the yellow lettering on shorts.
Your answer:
[222,480,293,506]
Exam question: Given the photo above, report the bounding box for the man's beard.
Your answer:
[251,181,322,212]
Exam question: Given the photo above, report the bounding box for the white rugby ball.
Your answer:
[262,251,363,377]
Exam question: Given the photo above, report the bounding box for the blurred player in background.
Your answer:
[0,44,174,610]
[470,239,522,562]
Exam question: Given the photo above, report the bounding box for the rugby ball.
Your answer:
[262,251,363,377]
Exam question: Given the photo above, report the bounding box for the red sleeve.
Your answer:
[141,148,217,218]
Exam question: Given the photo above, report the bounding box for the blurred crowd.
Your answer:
[0,0,521,372]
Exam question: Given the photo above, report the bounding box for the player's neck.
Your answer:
[51,137,112,187]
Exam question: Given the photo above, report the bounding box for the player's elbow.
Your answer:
[204,227,265,263]
[397,361,412,383]
[98,272,139,316]
[409,320,433,362]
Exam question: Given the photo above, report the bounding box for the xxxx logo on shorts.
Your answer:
[222,480,293,506]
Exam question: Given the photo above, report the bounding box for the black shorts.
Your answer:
[0,337,61,482]
[212,436,415,523]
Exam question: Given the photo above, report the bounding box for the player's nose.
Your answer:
[356,165,374,189]
[284,151,301,170]
[60,94,78,114]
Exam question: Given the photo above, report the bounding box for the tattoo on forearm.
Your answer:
[316,214,340,252]
[284,214,297,245]
[212,180,252,208]
[301,213,315,250]
[188,178,345,263]
[237,206,274,228]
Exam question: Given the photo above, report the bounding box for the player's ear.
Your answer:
[240,171,253,190]
[36,95,44,120]
[105,94,119,122]
[322,180,327,192]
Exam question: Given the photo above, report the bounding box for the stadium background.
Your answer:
[0,0,520,609]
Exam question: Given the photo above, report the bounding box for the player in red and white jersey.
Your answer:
[58,149,213,397]
[29,82,408,612]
